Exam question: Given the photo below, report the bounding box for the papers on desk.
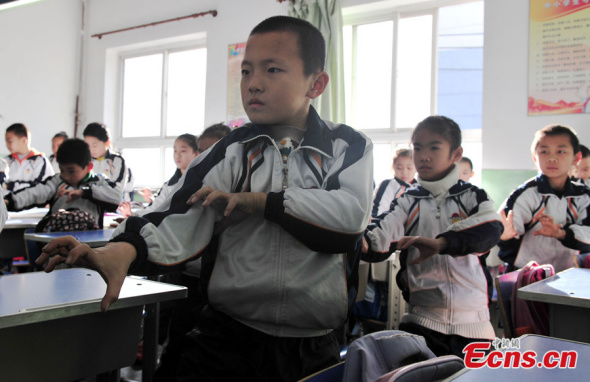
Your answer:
[7,207,49,220]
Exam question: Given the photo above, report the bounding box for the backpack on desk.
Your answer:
[36,208,98,233]
[511,260,554,336]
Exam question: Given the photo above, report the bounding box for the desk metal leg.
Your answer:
[143,301,160,382]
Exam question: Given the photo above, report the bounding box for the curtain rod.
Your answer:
[91,10,217,39]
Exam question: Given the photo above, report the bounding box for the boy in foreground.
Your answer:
[38,16,373,381]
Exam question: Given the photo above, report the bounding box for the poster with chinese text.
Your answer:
[529,0,590,115]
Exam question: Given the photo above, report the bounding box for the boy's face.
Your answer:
[52,136,66,157]
[412,129,462,182]
[84,136,109,159]
[393,155,416,183]
[241,31,327,130]
[458,161,474,182]
[59,162,90,186]
[5,132,28,155]
[574,157,590,181]
[533,134,579,184]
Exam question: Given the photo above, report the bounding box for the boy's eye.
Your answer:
[268,67,281,73]
[241,69,250,76]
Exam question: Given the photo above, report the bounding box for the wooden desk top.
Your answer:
[0,268,186,329]
[518,268,590,308]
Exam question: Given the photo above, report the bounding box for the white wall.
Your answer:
[0,0,80,157]
[482,0,590,171]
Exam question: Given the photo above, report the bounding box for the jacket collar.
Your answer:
[239,106,333,158]
[536,173,585,196]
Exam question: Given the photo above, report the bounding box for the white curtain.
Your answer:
[288,0,346,124]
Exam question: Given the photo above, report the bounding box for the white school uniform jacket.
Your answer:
[498,174,590,272]
[6,172,122,229]
[5,149,54,192]
[92,149,128,202]
[134,169,182,217]
[49,154,60,174]
[111,106,374,337]
[364,166,503,340]
[372,177,416,217]
[0,196,6,231]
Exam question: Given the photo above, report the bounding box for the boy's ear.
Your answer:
[306,71,330,100]
[105,139,111,149]
[452,146,463,163]
[574,151,582,166]
[87,162,93,171]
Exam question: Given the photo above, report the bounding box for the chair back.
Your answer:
[495,270,520,338]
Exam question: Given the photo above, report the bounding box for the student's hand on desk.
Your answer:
[532,214,566,239]
[500,210,518,241]
[36,237,137,312]
[398,236,448,265]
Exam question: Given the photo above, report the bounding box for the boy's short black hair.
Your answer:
[53,131,69,140]
[199,123,232,142]
[412,116,462,153]
[460,157,473,170]
[56,138,92,168]
[6,123,30,139]
[579,144,589,158]
[176,134,198,153]
[531,124,580,155]
[83,122,110,142]
[250,15,325,76]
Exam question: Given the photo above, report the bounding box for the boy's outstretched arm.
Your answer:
[36,237,137,312]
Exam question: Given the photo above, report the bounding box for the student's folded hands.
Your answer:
[398,236,449,265]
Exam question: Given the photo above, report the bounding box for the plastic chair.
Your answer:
[494,270,521,338]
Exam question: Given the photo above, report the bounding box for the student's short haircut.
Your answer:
[250,15,325,76]
[579,144,590,158]
[82,122,110,142]
[460,157,473,170]
[199,123,232,142]
[412,116,462,153]
[56,138,92,168]
[176,133,198,152]
[6,123,30,139]
[392,148,412,166]
[53,131,69,140]
[530,124,580,155]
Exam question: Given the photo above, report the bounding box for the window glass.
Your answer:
[166,49,207,137]
[395,14,433,129]
[121,54,163,137]
[121,148,161,188]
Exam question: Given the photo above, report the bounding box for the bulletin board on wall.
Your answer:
[227,42,249,127]
[528,0,590,115]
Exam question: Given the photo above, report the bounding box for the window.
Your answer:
[343,0,483,186]
[116,46,207,189]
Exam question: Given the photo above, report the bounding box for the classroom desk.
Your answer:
[445,335,590,381]
[0,208,46,260]
[518,267,590,343]
[0,268,187,382]
[24,228,117,247]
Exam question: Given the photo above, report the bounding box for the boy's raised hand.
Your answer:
[398,236,448,264]
[532,214,565,239]
[36,237,137,312]
[500,209,518,241]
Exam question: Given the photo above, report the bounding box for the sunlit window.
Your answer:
[117,46,206,189]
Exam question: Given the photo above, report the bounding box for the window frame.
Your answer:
[112,39,206,188]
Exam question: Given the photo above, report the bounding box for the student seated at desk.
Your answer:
[48,131,68,174]
[83,122,131,202]
[38,16,373,382]
[4,138,122,230]
[4,123,54,192]
[372,148,416,217]
[498,124,590,273]
[362,116,503,358]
